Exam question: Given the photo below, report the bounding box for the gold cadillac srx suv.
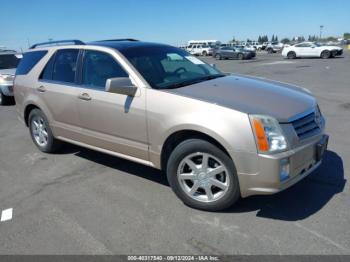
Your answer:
[14,39,328,211]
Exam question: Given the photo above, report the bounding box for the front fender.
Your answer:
[146,88,258,171]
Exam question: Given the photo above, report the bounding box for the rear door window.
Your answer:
[52,49,79,83]
[39,53,56,80]
[16,51,47,75]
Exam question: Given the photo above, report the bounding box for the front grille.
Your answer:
[291,112,320,140]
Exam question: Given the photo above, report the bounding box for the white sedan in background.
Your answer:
[282,42,343,59]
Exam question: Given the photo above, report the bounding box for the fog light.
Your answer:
[280,158,290,182]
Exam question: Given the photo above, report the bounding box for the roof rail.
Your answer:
[29,40,85,49]
[96,39,139,42]
[0,49,17,53]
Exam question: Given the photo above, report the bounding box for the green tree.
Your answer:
[297,36,305,42]
[281,38,291,44]
[343,33,350,39]
[326,36,337,41]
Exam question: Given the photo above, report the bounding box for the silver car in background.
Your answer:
[0,50,22,105]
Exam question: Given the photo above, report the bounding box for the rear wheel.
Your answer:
[202,51,208,56]
[166,139,240,211]
[287,51,296,59]
[321,50,330,59]
[215,54,222,60]
[29,109,62,153]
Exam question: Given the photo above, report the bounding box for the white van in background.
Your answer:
[186,44,214,56]
[188,40,221,47]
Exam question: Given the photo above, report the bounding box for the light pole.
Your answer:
[320,25,324,40]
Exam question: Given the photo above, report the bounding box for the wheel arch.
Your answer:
[24,104,41,127]
[160,129,232,171]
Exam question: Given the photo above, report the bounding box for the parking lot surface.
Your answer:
[0,51,349,255]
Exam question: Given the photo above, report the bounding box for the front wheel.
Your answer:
[287,51,296,59]
[238,53,244,60]
[202,51,208,56]
[166,139,240,211]
[29,109,62,153]
[215,54,222,60]
[321,50,331,59]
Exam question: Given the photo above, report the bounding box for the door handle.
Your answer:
[78,93,92,101]
[37,86,46,92]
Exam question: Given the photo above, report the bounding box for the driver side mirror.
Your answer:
[105,77,137,96]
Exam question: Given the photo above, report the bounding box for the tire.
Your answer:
[202,51,207,56]
[166,139,240,211]
[267,48,273,54]
[238,53,244,60]
[0,91,12,105]
[215,54,221,60]
[321,50,330,59]
[287,51,296,59]
[28,109,62,153]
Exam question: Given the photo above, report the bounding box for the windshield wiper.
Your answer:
[164,74,226,89]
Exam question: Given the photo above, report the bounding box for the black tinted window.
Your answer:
[82,50,128,90]
[52,49,79,83]
[0,54,21,69]
[16,51,47,75]
[40,53,56,80]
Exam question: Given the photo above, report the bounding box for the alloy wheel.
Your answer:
[31,116,49,147]
[177,152,230,203]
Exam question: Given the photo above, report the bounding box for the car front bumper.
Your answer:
[239,134,329,198]
[0,83,14,96]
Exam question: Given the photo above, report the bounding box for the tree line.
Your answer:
[232,33,349,45]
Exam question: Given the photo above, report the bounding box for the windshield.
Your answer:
[121,45,223,89]
[0,54,21,69]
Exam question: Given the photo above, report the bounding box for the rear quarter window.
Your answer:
[16,51,48,75]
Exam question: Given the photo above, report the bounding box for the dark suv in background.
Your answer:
[213,46,253,60]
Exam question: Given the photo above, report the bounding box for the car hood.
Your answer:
[165,75,316,122]
[0,68,16,75]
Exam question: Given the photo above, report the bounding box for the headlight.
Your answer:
[250,115,288,153]
[0,74,15,83]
